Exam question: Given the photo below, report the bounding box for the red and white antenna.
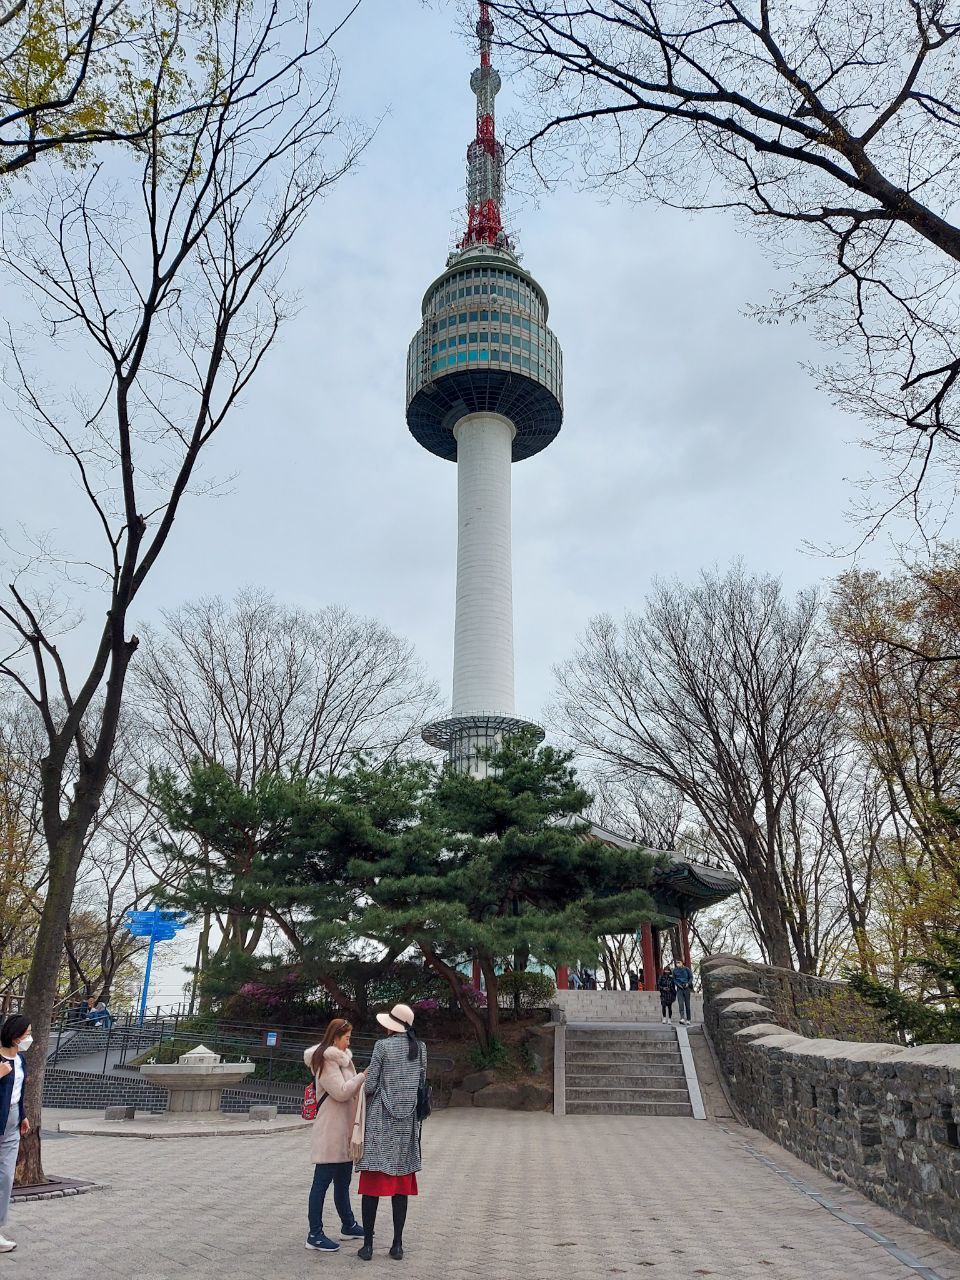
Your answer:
[461,2,507,249]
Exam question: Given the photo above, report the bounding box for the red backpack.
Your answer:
[302,1076,327,1120]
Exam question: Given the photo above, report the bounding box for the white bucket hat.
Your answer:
[376,1003,415,1034]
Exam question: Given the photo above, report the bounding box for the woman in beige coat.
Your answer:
[303,1017,367,1253]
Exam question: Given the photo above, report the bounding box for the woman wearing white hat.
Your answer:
[354,1003,426,1261]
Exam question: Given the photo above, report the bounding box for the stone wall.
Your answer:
[701,953,892,1072]
[700,955,960,1248]
[42,1068,303,1115]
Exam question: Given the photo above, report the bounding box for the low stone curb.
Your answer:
[57,1115,311,1139]
[13,1179,111,1203]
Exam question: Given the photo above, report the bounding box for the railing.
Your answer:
[46,1009,454,1091]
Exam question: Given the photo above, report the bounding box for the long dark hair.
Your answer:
[1,1015,29,1048]
[310,1017,352,1074]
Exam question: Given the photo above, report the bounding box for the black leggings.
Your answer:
[361,1193,408,1247]
[660,997,675,1016]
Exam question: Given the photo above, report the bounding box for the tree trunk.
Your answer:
[421,948,489,1049]
[479,955,500,1044]
[195,910,212,1014]
[62,918,84,998]
[16,827,86,1186]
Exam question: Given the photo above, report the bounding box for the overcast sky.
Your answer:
[4,1,947,1006]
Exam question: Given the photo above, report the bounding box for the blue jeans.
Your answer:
[309,1161,355,1235]
[676,987,692,1020]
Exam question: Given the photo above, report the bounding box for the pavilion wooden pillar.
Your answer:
[680,917,692,969]
[640,923,656,990]
[557,965,569,990]
[472,958,482,990]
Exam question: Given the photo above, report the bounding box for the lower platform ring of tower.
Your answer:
[422,713,546,751]
[407,369,562,462]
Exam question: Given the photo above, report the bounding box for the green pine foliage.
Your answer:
[352,730,662,1047]
[848,931,960,1044]
[150,735,663,1049]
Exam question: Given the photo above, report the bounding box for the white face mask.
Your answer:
[16,1035,33,1052]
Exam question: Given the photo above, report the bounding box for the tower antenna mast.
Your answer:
[462,2,506,249]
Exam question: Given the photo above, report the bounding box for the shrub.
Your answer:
[497,970,556,1011]
[468,1036,509,1070]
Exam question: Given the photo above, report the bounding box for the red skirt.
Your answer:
[357,1171,418,1197]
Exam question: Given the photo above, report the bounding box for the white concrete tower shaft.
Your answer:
[451,412,516,717]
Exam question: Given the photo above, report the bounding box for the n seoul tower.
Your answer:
[406,1,563,774]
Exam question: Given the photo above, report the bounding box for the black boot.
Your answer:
[390,1194,408,1260]
[358,1195,378,1260]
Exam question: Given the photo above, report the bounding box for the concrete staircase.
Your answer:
[554,989,703,1024]
[564,1026,693,1116]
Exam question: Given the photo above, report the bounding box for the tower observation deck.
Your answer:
[407,2,563,773]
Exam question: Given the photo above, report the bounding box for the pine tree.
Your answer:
[849,931,960,1044]
[354,731,661,1048]
[150,762,356,1009]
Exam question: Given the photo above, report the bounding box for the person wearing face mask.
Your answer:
[0,1014,33,1254]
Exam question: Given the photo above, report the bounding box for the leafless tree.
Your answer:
[131,590,439,785]
[488,0,960,527]
[553,566,834,970]
[826,556,960,995]
[0,1,367,1183]
[64,723,186,1004]
[589,770,684,850]
[0,695,46,1005]
[0,2,364,177]
[125,589,438,985]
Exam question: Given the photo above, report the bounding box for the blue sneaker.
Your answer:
[305,1233,340,1252]
[340,1222,365,1239]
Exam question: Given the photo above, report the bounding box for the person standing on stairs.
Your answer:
[355,1003,426,1262]
[657,967,677,1024]
[672,961,694,1024]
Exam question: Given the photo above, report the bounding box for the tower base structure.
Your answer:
[422,713,544,776]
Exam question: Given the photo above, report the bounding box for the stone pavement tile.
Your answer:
[9,1110,960,1279]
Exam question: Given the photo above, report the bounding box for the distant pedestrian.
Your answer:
[355,1003,426,1262]
[628,971,639,991]
[672,961,694,1025]
[0,1014,34,1254]
[657,968,676,1024]
[568,969,582,989]
[302,1017,367,1253]
[85,1001,113,1029]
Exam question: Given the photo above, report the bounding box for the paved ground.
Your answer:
[5,1110,960,1280]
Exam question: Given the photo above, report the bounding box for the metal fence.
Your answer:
[47,1008,455,1092]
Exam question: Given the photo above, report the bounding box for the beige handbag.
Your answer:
[350,1086,366,1163]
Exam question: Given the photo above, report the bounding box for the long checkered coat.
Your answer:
[355,1034,426,1177]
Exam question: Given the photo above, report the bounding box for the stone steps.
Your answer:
[566,1099,694,1116]
[566,1070,685,1088]
[566,1051,683,1068]
[566,1085,690,1104]
[568,1029,680,1039]
[563,1025,693,1118]
[554,990,703,1024]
